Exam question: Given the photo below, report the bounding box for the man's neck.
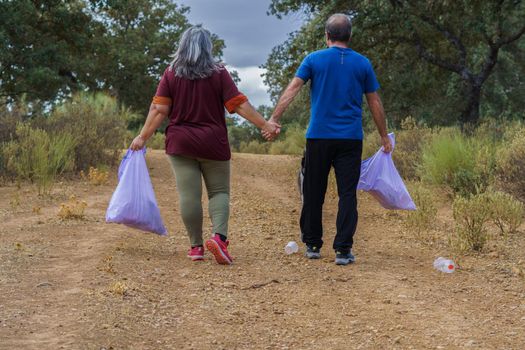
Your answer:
[328,41,349,49]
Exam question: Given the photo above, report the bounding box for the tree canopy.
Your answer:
[0,0,225,116]
[263,0,525,127]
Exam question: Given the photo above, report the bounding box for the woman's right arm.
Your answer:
[130,103,170,151]
[233,101,280,140]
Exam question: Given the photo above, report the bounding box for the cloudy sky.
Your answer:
[178,0,304,107]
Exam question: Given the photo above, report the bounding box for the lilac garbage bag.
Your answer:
[106,148,167,235]
[357,133,416,210]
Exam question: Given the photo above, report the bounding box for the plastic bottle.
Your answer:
[433,257,456,273]
[284,241,299,255]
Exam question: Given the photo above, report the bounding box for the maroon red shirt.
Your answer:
[153,66,247,161]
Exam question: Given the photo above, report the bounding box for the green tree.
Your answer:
[88,0,215,115]
[264,0,525,127]
[1,0,225,120]
[0,1,96,105]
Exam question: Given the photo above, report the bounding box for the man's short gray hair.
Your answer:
[325,14,352,42]
[170,26,221,80]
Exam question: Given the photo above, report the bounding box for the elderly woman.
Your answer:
[130,26,279,265]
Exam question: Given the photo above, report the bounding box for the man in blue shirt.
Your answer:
[267,13,392,265]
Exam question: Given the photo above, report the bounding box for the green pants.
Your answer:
[168,155,230,247]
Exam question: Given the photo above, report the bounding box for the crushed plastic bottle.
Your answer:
[284,241,299,255]
[433,257,456,273]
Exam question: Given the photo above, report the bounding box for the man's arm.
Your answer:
[270,77,305,123]
[365,92,393,153]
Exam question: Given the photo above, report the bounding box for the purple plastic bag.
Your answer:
[106,148,168,235]
[357,133,416,210]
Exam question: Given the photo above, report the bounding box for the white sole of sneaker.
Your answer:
[187,255,204,261]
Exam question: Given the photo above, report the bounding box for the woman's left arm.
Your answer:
[130,103,171,151]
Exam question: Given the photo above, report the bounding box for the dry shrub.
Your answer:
[495,128,525,201]
[9,192,21,209]
[47,93,130,171]
[81,167,109,186]
[393,117,433,180]
[362,132,381,159]
[3,123,76,194]
[405,182,437,240]
[452,194,492,252]
[108,281,127,296]
[483,190,524,235]
[101,255,115,274]
[58,195,87,220]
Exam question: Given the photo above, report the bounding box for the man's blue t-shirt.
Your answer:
[295,47,380,140]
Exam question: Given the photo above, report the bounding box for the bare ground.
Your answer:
[0,150,524,350]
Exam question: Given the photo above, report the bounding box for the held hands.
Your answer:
[381,135,393,153]
[130,135,146,151]
[261,118,281,141]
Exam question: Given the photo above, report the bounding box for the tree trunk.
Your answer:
[460,83,481,127]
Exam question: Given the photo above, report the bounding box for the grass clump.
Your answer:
[419,129,494,196]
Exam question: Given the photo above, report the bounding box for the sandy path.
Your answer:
[0,150,524,349]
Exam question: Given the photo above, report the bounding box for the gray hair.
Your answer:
[325,14,352,42]
[170,26,221,80]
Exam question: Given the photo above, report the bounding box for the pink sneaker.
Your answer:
[187,246,204,261]
[205,234,233,265]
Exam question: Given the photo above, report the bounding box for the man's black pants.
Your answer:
[300,139,362,252]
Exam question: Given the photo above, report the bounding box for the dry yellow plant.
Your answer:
[88,167,109,185]
[9,192,20,209]
[108,281,128,296]
[57,195,87,220]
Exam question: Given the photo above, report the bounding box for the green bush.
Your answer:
[483,190,524,235]
[495,128,525,201]
[148,132,165,150]
[3,123,75,194]
[452,193,491,252]
[238,140,270,154]
[405,182,438,239]
[269,127,305,155]
[46,93,130,170]
[419,128,491,196]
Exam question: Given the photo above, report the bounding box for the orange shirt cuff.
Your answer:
[152,96,172,105]
[225,94,248,113]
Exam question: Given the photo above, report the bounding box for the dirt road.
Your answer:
[1,150,524,349]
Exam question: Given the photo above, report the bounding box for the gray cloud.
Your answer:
[179,0,303,68]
